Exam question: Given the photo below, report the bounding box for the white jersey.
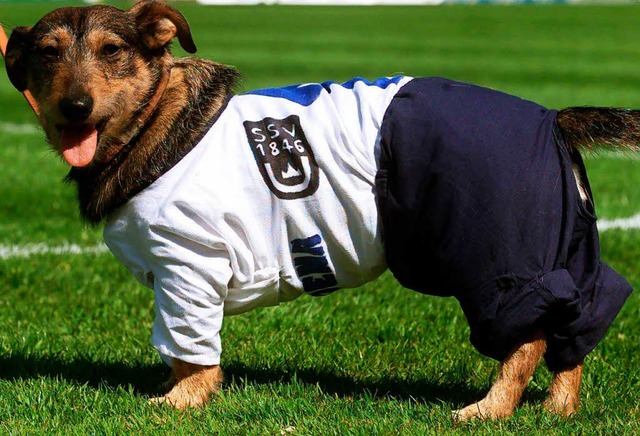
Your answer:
[104,76,413,366]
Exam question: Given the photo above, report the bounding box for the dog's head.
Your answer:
[4,0,196,168]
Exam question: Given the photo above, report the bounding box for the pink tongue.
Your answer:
[61,126,98,167]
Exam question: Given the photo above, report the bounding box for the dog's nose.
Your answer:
[59,96,94,123]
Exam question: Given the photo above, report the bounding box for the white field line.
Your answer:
[0,243,109,260]
[597,213,640,231]
[0,122,40,135]
[0,214,639,261]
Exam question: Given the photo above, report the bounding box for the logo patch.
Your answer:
[243,115,319,200]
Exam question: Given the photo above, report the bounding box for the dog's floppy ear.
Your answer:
[5,26,32,92]
[128,0,197,54]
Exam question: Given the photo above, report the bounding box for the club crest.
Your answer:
[243,115,319,199]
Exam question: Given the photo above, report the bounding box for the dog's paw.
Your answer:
[149,378,215,410]
[452,400,513,422]
[149,390,204,410]
[149,362,223,410]
[543,396,579,417]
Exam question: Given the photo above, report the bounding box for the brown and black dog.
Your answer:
[3,0,636,419]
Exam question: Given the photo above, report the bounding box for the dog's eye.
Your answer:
[102,44,121,57]
[40,46,59,58]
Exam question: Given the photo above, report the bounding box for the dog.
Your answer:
[4,0,634,420]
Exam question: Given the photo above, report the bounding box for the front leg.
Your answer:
[453,334,547,422]
[151,358,223,409]
[544,362,583,416]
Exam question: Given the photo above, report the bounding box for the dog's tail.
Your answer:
[557,106,640,152]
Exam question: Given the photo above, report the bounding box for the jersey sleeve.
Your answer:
[146,223,233,367]
[104,205,234,367]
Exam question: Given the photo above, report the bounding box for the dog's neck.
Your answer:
[66,58,240,224]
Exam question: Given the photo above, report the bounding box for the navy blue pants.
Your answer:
[375,77,632,370]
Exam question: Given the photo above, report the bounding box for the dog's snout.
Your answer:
[59,96,94,123]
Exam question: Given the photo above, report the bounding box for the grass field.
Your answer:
[1,1,639,434]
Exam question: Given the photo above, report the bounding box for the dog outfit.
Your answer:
[104,76,631,370]
[376,78,631,370]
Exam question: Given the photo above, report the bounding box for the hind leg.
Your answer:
[544,362,583,416]
[453,334,547,421]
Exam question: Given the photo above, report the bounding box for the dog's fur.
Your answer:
[5,0,639,419]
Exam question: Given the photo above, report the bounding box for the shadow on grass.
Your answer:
[223,361,492,406]
[0,352,510,406]
[0,353,168,395]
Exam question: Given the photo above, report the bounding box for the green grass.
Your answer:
[1,2,640,434]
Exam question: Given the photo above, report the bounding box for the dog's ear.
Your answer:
[5,26,32,92]
[128,0,197,54]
